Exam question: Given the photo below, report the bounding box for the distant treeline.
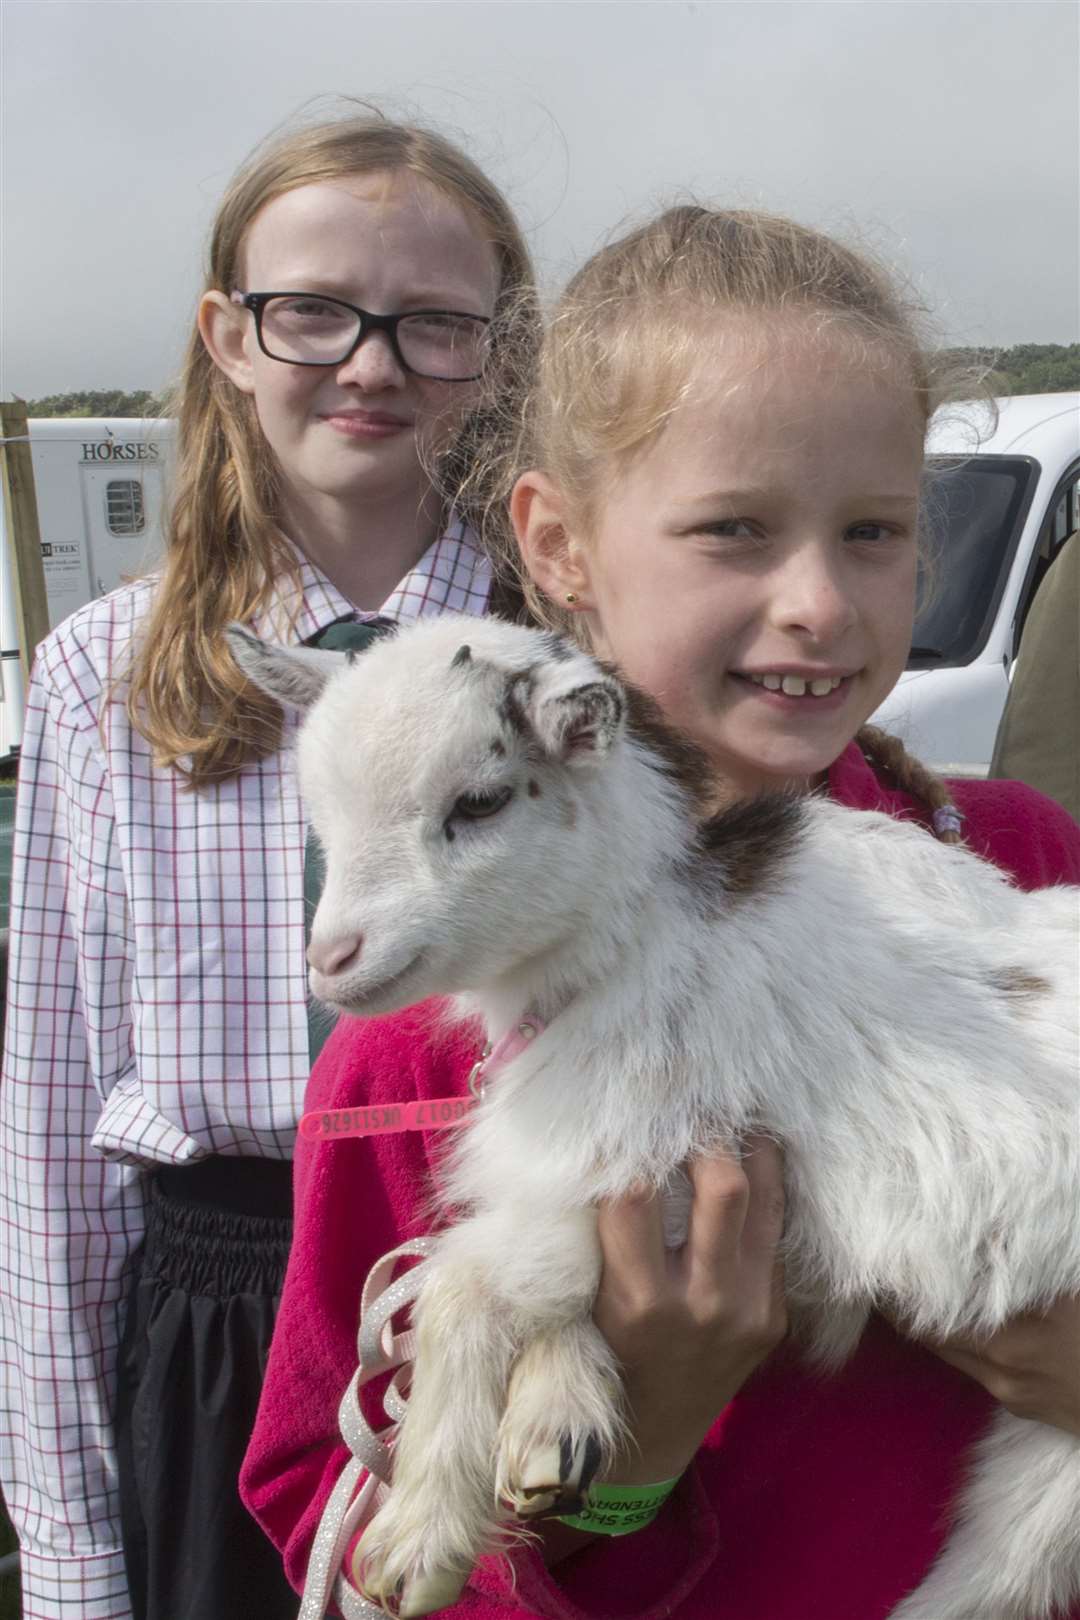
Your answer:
[23,389,165,418]
[21,346,1080,416]
[942,343,1080,397]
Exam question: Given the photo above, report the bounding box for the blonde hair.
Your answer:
[127,112,535,786]
[474,204,966,839]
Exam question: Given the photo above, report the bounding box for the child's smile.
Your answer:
[732,668,854,705]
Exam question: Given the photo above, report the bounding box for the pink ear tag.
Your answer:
[300,1096,476,1140]
[298,1014,546,1143]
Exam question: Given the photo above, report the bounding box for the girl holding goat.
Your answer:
[0,112,533,1620]
[242,206,1080,1619]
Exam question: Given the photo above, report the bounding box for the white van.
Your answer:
[0,417,173,756]
[871,392,1080,775]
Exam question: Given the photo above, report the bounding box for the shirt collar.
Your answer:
[250,512,492,647]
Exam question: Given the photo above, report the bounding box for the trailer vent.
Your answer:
[105,479,146,537]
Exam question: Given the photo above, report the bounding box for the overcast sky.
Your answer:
[2,0,1077,398]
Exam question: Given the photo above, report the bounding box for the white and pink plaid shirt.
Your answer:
[0,519,491,1619]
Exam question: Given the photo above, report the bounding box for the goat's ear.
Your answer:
[225,624,342,711]
[530,674,626,764]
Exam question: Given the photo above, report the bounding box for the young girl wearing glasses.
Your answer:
[242,205,1080,1619]
[0,113,533,1620]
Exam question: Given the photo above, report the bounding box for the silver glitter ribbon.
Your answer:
[297,1236,437,1619]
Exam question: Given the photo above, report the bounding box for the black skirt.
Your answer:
[115,1156,297,1620]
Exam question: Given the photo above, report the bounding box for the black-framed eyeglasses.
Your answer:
[230,291,491,381]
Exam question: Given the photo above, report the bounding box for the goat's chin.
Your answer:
[309,952,433,1020]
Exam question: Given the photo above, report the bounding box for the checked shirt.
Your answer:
[0,520,490,1619]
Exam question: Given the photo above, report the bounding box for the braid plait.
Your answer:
[856,724,964,844]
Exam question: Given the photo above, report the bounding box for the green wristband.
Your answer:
[555,1476,681,1536]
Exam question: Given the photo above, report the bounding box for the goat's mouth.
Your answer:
[311,949,429,1014]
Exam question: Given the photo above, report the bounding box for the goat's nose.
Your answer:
[307,933,363,978]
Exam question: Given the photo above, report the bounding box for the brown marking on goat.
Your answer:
[609,673,714,813]
[527,779,541,798]
[988,968,1051,1001]
[696,794,805,898]
[596,663,801,897]
[490,739,507,759]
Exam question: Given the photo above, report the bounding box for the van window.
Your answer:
[105,479,146,537]
[911,456,1036,667]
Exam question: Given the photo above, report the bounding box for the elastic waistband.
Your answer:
[155,1153,293,1219]
[142,1157,293,1299]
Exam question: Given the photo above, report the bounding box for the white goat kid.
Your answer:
[230,615,1080,1620]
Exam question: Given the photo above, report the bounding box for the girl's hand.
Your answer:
[592,1136,788,1484]
[919,1295,1080,1437]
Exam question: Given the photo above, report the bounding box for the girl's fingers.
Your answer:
[737,1135,787,1260]
[595,1183,667,1296]
[598,1137,786,1312]
[740,1135,788,1323]
[685,1145,751,1277]
[685,1136,786,1314]
[594,1139,788,1409]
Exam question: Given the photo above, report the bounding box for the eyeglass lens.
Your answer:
[258,295,487,379]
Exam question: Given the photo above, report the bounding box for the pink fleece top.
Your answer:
[241,746,1080,1620]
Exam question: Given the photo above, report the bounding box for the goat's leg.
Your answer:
[496,1314,626,1519]
[353,1241,519,1617]
[888,1410,1080,1620]
[495,1173,704,1520]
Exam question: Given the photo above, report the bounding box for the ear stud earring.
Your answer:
[565,593,578,605]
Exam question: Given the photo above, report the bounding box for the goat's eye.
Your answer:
[451,786,514,822]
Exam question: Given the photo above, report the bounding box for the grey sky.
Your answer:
[3,1,1077,397]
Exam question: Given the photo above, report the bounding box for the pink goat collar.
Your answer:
[299,1013,546,1143]
[466,1013,546,1097]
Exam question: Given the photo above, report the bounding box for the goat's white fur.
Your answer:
[231,616,1080,1620]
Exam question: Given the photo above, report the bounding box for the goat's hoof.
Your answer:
[351,1564,397,1616]
[398,1569,468,1617]
[505,1431,603,1520]
[351,1544,404,1615]
[354,1535,469,1617]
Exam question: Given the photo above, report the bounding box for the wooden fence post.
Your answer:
[0,401,50,679]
